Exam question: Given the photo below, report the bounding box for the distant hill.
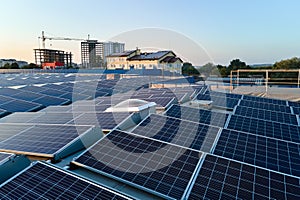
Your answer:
[250,64,272,68]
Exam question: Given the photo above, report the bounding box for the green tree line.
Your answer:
[182,57,300,77]
[0,63,40,69]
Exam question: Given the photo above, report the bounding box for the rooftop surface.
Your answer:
[0,72,299,199]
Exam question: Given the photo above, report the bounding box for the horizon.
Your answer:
[1,0,300,66]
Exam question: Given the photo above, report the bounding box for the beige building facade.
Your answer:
[106,49,182,74]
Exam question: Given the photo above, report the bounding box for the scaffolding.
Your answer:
[230,69,300,93]
[81,40,103,68]
[34,49,72,69]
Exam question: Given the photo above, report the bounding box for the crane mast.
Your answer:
[39,31,87,49]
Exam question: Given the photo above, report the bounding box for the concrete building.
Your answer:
[106,49,183,74]
[81,40,124,68]
[0,59,28,68]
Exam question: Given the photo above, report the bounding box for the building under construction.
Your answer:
[81,40,125,68]
[34,49,72,69]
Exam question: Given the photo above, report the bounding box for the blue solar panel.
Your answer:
[187,154,300,200]
[292,106,300,115]
[165,105,229,127]
[243,95,287,105]
[0,99,43,112]
[289,101,300,108]
[141,97,176,108]
[68,112,131,130]
[235,106,298,125]
[214,129,300,177]
[0,162,132,199]
[0,124,92,155]
[206,91,243,99]
[33,95,70,106]
[196,94,239,109]
[239,100,291,113]
[72,130,202,199]
[227,115,300,143]
[0,109,8,118]
[0,152,12,164]
[132,114,220,152]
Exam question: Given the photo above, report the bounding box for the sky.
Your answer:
[0,0,300,66]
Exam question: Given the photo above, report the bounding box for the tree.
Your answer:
[273,57,300,69]
[21,63,40,69]
[182,62,200,75]
[10,62,19,69]
[1,63,11,69]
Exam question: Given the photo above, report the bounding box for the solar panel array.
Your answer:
[187,154,300,199]
[72,130,202,199]
[165,104,229,127]
[0,124,92,156]
[0,162,132,200]
[234,106,298,125]
[227,115,300,143]
[195,91,241,109]
[239,99,292,113]
[0,152,12,164]
[1,72,300,199]
[132,114,220,152]
[214,129,300,177]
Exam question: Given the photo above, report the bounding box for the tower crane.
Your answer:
[39,31,89,49]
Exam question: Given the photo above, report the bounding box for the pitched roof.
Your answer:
[107,50,136,57]
[160,56,183,63]
[128,51,173,61]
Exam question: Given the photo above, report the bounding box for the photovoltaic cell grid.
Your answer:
[0,162,132,200]
[292,107,300,115]
[0,152,12,164]
[243,95,287,105]
[227,115,300,144]
[0,95,43,113]
[68,112,131,130]
[73,130,202,199]
[187,154,300,200]
[235,106,298,125]
[239,100,291,113]
[132,114,220,152]
[0,124,33,141]
[165,105,229,127]
[0,124,92,155]
[195,94,239,109]
[206,91,243,99]
[214,129,300,177]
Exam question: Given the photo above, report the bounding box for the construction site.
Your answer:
[34,31,125,69]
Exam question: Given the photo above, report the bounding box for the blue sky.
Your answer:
[1,0,300,65]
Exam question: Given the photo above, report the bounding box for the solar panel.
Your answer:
[142,97,176,108]
[0,124,92,155]
[132,114,220,152]
[239,100,291,113]
[32,95,71,106]
[0,162,132,200]
[0,152,13,164]
[292,107,300,115]
[235,106,298,125]
[0,124,33,141]
[243,95,287,105]
[72,130,202,199]
[59,92,91,101]
[68,112,131,130]
[0,99,43,112]
[207,91,243,99]
[227,115,300,144]
[289,101,300,108]
[214,129,300,177]
[0,109,8,118]
[165,105,229,127]
[195,94,239,109]
[187,154,300,199]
